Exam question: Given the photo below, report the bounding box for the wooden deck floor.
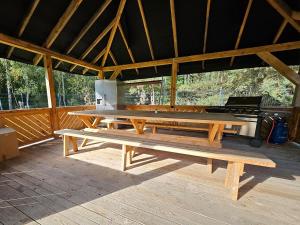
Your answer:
[0,131,300,225]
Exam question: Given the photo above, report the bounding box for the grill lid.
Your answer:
[225,96,262,108]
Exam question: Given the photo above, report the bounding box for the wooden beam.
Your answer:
[109,70,121,80]
[137,0,157,73]
[102,40,300,71]
[230,0,253,66]
[170,60,178,107]
[202,0,211,69]
[294,85,300,107]
[101,0,127,67]
[273,19,288,43]
[54,0,112,69]
[70,20,115,72]
[170,0,178,57]
[82,48,106,74]
[7,0,40,58]
[44,55,59,133]
[265,0,300,33]
[109,51,123,76]
[33,0,83,65]
[292,11,300,20]
[257,51,300,85]
[0,33,102,72]
[118,24,139,75]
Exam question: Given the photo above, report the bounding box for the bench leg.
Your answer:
[207,158,213,173]
[152,126,157,134]
[122,145,131,171]
[230,162,243,200]
[129,147,135,164]
[70,137,78,152]
[239,163,244,176]
[63,135,70,157]
[225,161,234,188]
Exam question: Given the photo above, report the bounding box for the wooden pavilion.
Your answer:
[0,0,300,224]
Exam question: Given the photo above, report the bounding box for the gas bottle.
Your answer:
[270,118,288,144]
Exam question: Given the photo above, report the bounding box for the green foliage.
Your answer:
[0,58,97,110]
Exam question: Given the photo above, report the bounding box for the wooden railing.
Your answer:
[0,105,95,147]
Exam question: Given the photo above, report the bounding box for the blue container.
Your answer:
[270,120,288,144]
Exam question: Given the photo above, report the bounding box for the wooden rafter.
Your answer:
[101,40,300,72]
[33,0,83,65]
[70,20,115,72]
[82,48,106,74]
[82,23,140,75]
[118,24,139,74]
[137,0,157,73]
[273,19,288,43]
[230,0,253,66]
[54,0,112,69]
[170,0,178,57]
[101,0,127,69]
[292,11,300,20]
[265,0,300,33]
[109,70,121,80]
[0,33,101,72]
[257,51,300,85]
[7,0,40,58]
[109,51,123,76]
[202,0,211,69]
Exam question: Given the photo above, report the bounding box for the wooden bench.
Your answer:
[54,129,276,200]
[101,118,238,134]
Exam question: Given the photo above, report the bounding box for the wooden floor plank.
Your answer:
[1,132,300,225]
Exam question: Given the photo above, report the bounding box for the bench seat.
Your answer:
[54,129,276,200]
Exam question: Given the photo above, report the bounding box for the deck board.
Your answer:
[0,131,300,225]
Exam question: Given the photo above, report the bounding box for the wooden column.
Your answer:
[44,55,59,134]
[294,85,300,107]
[170,60,178,107]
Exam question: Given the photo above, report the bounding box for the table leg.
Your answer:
[217,124,225,141]
[130,119,146,134]
[208,123,220,144]
[79,116,102,147]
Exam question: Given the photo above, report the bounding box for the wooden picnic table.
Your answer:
[69,110,247,147]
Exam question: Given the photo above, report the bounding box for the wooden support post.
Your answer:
[294,85,300,107]
[170,60,178,107]
[207,158,213,173]
[63,135,70,157]
[122,144,130,171]
[44,55,59,135]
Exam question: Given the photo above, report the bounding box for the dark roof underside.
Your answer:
[0,0,299,80]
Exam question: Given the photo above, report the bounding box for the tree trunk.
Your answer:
[26,92,30,108]
[62,74,66,106]
[5,60,13,110]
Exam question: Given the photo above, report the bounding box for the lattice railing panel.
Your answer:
[0,108,52,146]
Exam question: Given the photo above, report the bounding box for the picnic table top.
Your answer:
[69,110,247,125]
